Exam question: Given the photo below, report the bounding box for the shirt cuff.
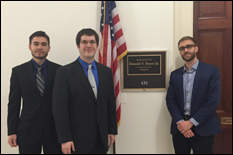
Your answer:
[177,119,184,124]
[190,118,199,126]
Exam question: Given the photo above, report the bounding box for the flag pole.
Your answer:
[113,141,116,154]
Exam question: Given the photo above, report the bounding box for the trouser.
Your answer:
[90,128,107,154]
[18,130,62,154]
[172,129,214,154]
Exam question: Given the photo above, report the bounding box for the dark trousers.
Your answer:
[70,128,107,154]
[18,131,62,154]
[90,129,107,154]
[172,129,214,154]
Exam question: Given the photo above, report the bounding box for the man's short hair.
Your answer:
[29,31,50,45]
[76,28,99,46]
[178,36,197,46]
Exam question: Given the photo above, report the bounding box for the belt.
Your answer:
[184,115,191,120]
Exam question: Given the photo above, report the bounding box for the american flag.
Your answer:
[99,1,127,127]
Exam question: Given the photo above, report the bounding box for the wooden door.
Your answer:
[193,1,232,154]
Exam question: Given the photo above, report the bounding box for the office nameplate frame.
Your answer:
[121,50,167,91]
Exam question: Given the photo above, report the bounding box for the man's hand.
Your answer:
[177,120,193,133]
[8,134,18,147]
[61,141,75,154]
[183,129,194,138]
[108,134,115,148]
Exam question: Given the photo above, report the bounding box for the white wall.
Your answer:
[1,1,193,154]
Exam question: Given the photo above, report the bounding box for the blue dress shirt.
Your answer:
[31,59,47,84]
[179,60,200,126]
[78,57,99,89]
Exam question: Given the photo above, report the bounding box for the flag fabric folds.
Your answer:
[99,1,127,127]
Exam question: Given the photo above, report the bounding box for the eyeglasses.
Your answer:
[178,44,196,51]
[80,40,96,45]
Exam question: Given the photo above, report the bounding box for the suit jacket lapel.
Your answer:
[192,61,203,102]
[96,62,104,103]
[178,67,185,109]
[73,59,97,102]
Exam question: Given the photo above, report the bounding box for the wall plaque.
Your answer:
[121,51,167,91]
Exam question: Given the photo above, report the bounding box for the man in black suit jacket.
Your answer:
[7,31,62,154]
[52,28,117,154]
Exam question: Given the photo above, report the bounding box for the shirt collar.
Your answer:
[31,59,47,70]
[78,57,96,70]
[183,59,199,73]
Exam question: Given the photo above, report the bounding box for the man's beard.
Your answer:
[181,52,196,62]
[31,52,48,59]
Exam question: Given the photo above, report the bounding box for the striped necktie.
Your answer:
[88,64,97,99]
[36,66,45,96]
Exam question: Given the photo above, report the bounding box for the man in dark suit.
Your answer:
[166,36,221,154]
[7,31,62,154]
[52,28,117,154]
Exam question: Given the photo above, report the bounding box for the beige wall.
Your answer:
[1,1,193,154]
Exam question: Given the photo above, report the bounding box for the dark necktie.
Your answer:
[88,64,97,99]
[36,66,45,96]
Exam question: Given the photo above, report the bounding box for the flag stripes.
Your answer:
[99,1,127,127]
